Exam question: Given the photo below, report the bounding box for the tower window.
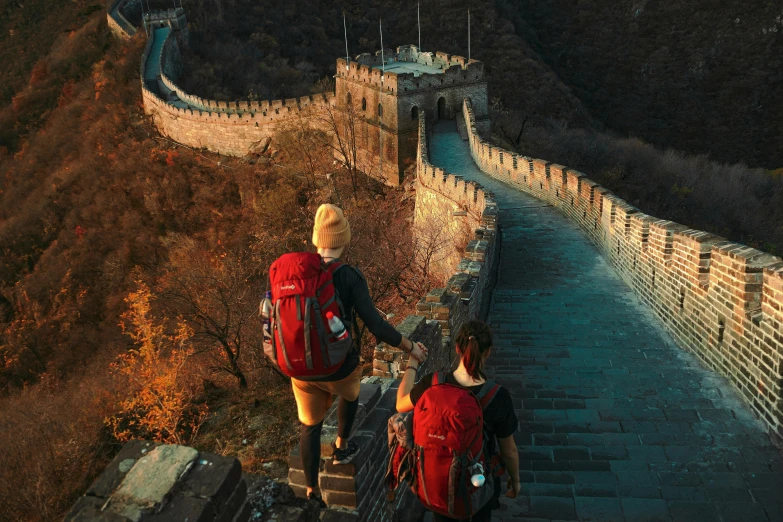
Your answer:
[362,98,366,111]
[378,103,383,117]
[411,106,419,119]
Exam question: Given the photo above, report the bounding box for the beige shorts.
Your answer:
[291,365,363,426]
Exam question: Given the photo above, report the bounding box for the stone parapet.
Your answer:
[463,97,783,445]
[107,0,137,40]
[286,374,424,521]
[66,440,320,522]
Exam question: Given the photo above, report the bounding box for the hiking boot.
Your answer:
[307,492,326,508]
[332,440,360,465]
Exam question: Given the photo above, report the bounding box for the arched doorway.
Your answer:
[437,97,446,120]
[411,106,419,120]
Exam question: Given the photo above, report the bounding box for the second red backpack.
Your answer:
[264,252,352,378]
[410,372,502,518]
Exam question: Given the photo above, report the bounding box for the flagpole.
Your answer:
[468,9,471,61]
[417,2,421,50]
[343,11,350,70]
[380,18,385,77]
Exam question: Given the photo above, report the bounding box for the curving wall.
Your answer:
[463,99,783,444]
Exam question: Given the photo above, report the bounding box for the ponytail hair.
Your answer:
[454,320,493,381]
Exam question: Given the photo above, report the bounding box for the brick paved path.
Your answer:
[428,121,783,522]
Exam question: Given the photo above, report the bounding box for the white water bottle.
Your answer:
[260,291,273,341]
[470,462,485,488]
[326,311,348,341]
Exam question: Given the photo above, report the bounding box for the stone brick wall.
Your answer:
[372,111,498,382]
[67,440,320,522]
[463,98,783,445]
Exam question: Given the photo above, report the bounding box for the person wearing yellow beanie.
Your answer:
[312,203,352,249]
[293,203,429,506]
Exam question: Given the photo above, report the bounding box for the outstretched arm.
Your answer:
[395,343,423,412]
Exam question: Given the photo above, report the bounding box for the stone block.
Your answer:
[357,383,382,412]
[109,444,199,521]
[425,288,448,303]
[319,473,356,493]
[87,441,160,498]
[395,315,427,339]
[320,509,359,522]
[230,501,252,522]
[323,490,357,509]
[66,496,133,522]
[146,495,214,522]
[179,452,242,511]
[217,478,248,522]
[446,272,471,295]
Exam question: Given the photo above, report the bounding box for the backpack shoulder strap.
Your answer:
[477,381,501,410]
[432,371,447,386]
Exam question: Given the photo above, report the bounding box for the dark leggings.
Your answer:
[300,396,360,488]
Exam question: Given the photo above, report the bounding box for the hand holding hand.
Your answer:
[505,479,521,499]
[409,341,428,363]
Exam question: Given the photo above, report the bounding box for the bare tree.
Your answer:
[158,236,282,388]
[320,102,363,200]
[275,109,331,190]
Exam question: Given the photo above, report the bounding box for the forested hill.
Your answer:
[497,0,783,169]
[175,0,595,126]
[177,0,783,169]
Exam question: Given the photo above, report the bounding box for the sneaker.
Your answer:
[332,440,360,465]
[307,492,327,508]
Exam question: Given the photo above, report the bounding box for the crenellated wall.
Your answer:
[462,99,783,444]
[107,0,137,39]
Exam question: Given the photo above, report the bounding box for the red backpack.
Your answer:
[387,372,503,518]
[263,253,352,378]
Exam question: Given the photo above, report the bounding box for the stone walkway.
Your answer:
[428,121,783,522]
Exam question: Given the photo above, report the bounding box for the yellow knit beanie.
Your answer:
[312,204,351,249]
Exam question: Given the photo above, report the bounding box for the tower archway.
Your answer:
[437,97,447,120]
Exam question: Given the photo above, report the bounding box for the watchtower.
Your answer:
[143,7,189,43]
[335,45,488,185]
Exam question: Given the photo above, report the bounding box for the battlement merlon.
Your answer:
[335,45,484,92]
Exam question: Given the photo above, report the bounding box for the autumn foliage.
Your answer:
[106,282,208,445]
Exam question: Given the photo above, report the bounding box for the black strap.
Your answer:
[312,300,331,367]
[274,300,293,370]
[303,297,314,370]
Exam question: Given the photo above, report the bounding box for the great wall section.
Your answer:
[65,4,783,521]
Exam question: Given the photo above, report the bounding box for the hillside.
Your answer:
[0,3,422,519]
[498,0,783,168]
[175,0,594,125]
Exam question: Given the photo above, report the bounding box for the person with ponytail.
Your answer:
[396,320,521,522]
